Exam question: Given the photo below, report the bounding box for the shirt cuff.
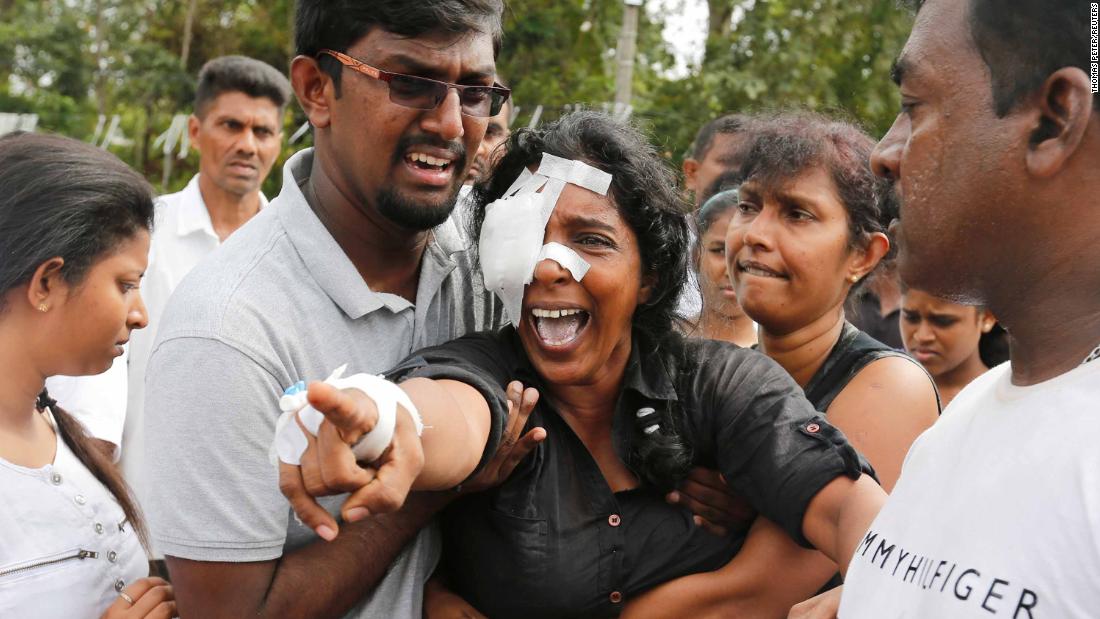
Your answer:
[779,418,873,549]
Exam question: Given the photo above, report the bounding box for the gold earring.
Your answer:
[37,303,49,312]
[849,275,860,283]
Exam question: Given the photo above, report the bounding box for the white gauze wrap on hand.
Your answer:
[270,364,423,467]
[478,153,613,325]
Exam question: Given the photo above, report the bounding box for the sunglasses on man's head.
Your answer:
[318,49,511,118]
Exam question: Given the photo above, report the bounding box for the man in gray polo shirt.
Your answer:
[143,2,507,617]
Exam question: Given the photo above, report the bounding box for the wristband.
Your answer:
[269,365,423,467]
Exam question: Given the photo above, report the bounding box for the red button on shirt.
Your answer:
[608,514,621,527]
[609,591,623,604]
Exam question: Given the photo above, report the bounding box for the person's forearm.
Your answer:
[623,566,831,619]
[264,491,452,616]
[400,378,492,489]
[171,491,453,618]
[622,518,836,619]
[802,474,886,576]
[831,477,886,577]
[621,571,742,619]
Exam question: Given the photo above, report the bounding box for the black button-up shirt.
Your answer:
[390,326,866,618]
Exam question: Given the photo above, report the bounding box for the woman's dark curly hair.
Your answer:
[468,111,694,488]
[469,110,690,338]
[738,111,898,281]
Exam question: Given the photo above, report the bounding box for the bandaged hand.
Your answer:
[277,378,424,541]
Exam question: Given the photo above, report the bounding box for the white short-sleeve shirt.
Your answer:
[43,176,265,559]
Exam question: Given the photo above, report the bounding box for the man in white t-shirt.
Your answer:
[793,0,1100,617]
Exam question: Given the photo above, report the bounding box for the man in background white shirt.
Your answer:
[125,55,291,513]
[46,54,291,489]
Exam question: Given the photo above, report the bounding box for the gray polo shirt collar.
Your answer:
[274,149,464,320]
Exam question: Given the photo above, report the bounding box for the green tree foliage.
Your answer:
[0,0,913,191]
[641,0,914,163]
[0,0,297,194]
[496,0,673,128]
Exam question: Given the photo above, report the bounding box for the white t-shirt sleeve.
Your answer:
[144,335,291,562]
[44,348,129,460]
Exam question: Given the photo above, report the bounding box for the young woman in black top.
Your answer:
[278,112,890,617]
[598,112,942,617]
[900,287,1000,407]
[724,112,941,491]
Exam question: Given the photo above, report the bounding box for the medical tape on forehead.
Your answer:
[479,154,612,325]
[503,154,613,219]
[537,153,614,195]
[502,167,536,196]
[270,365,423,467]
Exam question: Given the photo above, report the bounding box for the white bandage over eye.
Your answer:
[479,153,613,325]
[270,364,424,467]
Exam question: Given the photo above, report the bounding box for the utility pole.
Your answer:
[614,0,643,114]
[287,0,297,64]
[181,0,199,69]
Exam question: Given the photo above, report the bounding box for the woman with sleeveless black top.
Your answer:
[625,112,940,616]
[726,111,941,489]
[733,112,940,594]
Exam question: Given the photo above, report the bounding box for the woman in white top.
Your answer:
[0,132,175,618]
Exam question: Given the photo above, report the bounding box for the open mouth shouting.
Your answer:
[529,306,591,349]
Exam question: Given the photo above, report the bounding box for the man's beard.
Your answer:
[378,134,468,230]
[376,185,461,230]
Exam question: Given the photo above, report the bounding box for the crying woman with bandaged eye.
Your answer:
[275,111,893,618]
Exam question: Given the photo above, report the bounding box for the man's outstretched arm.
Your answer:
[166,375,542,618]
[167,492,448,618]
